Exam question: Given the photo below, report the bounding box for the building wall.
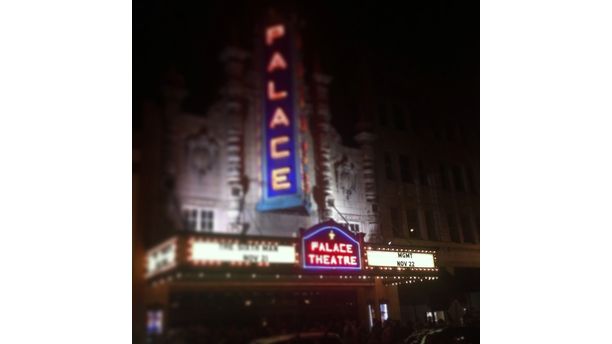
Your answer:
[133,145,146,343]
[148,45,375,242]
[371,89,480,271]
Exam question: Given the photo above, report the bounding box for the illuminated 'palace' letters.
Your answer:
[271,167,291,190]
[267,52,288,72]
[269,108,290,128]
[267,81,287,101]
[258,22,302,211]
[265,24,294,192]
[270,136,290,159]
[266,25,285,46]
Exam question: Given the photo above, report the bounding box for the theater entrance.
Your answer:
[167,287,359,332]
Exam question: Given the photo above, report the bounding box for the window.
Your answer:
[439,164,450,190]
[380,303,389,321]
[399,155,413,183]
[447,211,461,243]
[418,160,428,186]
[348,223,360,233]
[390,207,403,237]
[392,104,405,130]
[368,304,375,329]
[200,210,214,231]
[425,210,438,241]
[147,310,163,335]
[182,208,198,231]
[405,208,421,239]
[384,153,395,180]
[452,166,465,192]
[182,207,214,232]
[461,215,476,243]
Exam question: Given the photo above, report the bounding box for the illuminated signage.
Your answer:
[146,238,177,278]
[302,221,362,270]
[147,310,163,335]
[257,23,304,211]
[365,250,435,268]
[190,240,296,265]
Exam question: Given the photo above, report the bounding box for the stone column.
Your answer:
[311,73,335,221]
[355,132,382,243]
[161,71,187,232]
[219,47,250,233]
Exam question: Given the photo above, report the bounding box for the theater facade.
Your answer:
[136,14,476,339]
[145,220,438,334]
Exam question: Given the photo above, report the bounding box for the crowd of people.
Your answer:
[147,316,477,344]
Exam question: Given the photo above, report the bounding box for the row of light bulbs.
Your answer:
[364,266,438,271]
[366,247,436,254]
[189,237,290,247]
[150,271,440,287]
[387,276,439,286]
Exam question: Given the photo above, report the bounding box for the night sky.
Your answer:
[134,0,479,142]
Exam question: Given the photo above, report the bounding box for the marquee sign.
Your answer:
[257,23,304,212]
[366,250,436,268]
[146,238,177,278]
[301,221,362,270]
[190,239,297,266]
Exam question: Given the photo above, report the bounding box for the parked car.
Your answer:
[251,332,342,344]
[404,326,479,344]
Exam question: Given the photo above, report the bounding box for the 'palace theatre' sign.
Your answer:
[301,221,362,270]
[257,22,306,212]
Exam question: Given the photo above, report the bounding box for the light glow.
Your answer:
[271,167,291,190]
[302,224,362,270]
[146,238,177,278]
[269,108,290,129]
[266,24,285,45]
[365,249,435,268]
[270,136,290,158]
[190,240,296,265]
[380,304,389,321]
[267,52,288,72]
[257,22,302,210]
[267,81,288,101]
[147,310,163,335]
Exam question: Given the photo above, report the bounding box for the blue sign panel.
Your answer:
[257,23,304,211]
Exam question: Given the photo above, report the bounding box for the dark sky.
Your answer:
[134,0,479,141]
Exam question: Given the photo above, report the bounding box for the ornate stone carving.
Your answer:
[185,128,219,180]
[334,154,357,202]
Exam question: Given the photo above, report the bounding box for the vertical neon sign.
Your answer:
[257,23,304,211]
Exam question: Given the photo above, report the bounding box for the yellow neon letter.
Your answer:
[269,107,290,129]
[266,25,285,46]
[270,136,290,159]
[271,167,291,190]
[267,81,288,101]
[267,52,288,72]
